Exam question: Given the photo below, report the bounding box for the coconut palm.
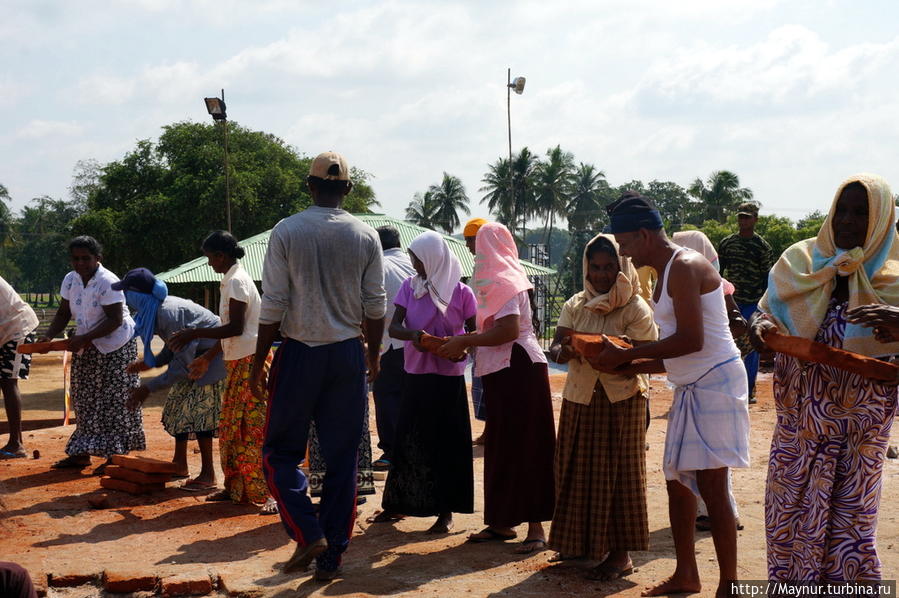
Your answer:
[405,190,440,230]
[534,145,575,243]
[479,158,515,227]
[567,163,608,232]
[428,173,470,234]
[688,170,754,223]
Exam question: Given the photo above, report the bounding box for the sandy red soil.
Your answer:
[1,356,897,597]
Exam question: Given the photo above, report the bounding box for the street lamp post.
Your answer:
[204,89,231,233]
[506,70,526,240]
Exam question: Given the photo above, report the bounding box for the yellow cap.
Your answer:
[463,217,488,237]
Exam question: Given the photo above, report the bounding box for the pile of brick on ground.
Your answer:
[100,455,175,494]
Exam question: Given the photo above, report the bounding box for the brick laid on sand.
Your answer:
[161,574,214,596]
[103,571,158,593]
[106,464,172,485]
[48,571,99,588]
[100,476,166,495]
[110,454,178,474]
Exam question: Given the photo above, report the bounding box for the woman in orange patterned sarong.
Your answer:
[171,231,276,514]
[751,174,899,581]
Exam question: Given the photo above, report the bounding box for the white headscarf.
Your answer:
[408,231,463,314]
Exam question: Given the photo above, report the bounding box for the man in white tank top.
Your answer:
[588,192,750,598]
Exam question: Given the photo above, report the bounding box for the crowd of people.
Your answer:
[1,153,897,595]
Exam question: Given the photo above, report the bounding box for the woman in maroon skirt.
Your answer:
[440,222,555,554]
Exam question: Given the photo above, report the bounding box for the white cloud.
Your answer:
[16,120,85,140]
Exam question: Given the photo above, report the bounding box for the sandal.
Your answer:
[372,458,391,471]
[179,480,217,492]
[0,449,26,460]
[205,490,232,502]
[513,538,547,554]
[51,455,90,469]
[366,510,404,523]
[466,528,516,543]
[260,497,279,515]
[585,561,633,581]
[548,552,585,563]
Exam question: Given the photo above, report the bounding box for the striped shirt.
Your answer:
[717,233,772,304]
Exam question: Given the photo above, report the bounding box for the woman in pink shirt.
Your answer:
[371,231,476,534]
[440,222,555,553]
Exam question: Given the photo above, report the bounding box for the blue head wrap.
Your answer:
[125,279,168,367]
[607,193,664,233]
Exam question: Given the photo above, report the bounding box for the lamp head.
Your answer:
[204,97,227,120]
[509,76,526,95]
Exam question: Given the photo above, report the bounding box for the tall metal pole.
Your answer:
[507,68,517,240]
[222,88,232,233]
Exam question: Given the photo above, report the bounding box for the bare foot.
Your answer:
[642,575,702,596]
[427,515,454,534]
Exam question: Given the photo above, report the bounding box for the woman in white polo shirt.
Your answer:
[172,231,275,513]
[40,236,143,471]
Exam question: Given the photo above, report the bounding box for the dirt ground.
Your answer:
[1,355,897,597]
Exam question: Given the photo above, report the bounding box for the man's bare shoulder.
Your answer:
[669,250,720,292]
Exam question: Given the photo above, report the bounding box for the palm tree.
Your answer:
[534,145,575,243]
[510,147,539,235]
[567,163,608,232]
[405,190,440,230]
[428,173,470,234]
[479,158,515,227]
[688,170,754,223]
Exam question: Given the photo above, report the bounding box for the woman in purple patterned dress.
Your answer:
[750,174,899,581]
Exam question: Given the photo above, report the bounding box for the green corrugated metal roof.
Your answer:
[156,214,555,284]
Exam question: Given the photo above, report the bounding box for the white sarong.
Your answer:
[663,356,751,497]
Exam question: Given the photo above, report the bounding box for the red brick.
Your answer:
[100,476,165,495]
[106,464,172,484]
[48,571,98,587]
[103,571,158,593]
[110,454,178,474]
[161,574,214,596]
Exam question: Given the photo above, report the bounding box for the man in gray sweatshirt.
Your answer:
[251,151,386,582]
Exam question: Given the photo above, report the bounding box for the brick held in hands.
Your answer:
[106,464,172,485]
[763,329,899,382]
[100,476,166,495]
[110,454,178,474]
[570,333,633,359]
[418,332,448,354]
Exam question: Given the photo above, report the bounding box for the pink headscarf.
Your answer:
[472,222,533,330]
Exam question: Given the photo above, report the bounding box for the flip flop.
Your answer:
[179,481,217,492]
[466,528,517,543]
[0,449,26,460]
[372,458,391,471]
[513,538,547,554]
[366,510,404,523]
[584,561,633,581]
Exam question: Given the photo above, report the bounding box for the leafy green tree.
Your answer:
[645,180,697,230]
[12,196,83,296]
[795,210,826,241]
[0,183,19,281]
[688,170,754,223]
[71,120,367,275]
[426,173,470,234]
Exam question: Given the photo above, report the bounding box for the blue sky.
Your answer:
[4,0,899,228]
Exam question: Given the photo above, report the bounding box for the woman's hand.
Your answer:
[728,311,749,339]
[748,314,777,352]
[437,336,468,361]
[126,360,150,374]
[846,304,899,343]
[250,361,268,400]
[67,335,89,353]
[126,385,150,410]
[411,330,427,353]
[585,336,631,373]
[188,356,211,380]
[168,329,197,353]
[549,336,577,364]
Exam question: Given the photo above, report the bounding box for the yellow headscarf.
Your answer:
[581,233,641,314]
[759,173,899,357]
